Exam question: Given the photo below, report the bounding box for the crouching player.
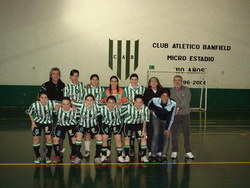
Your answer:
[122,95,150,163]
[100,96,125,163]
[73,94,103,164]
[27,91,59,164]
[53,97,77,163]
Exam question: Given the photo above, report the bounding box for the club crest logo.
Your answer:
[108,39,139,82]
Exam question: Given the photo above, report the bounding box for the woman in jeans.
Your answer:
[148,89,177,162]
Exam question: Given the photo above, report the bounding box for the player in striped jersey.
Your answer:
[124,73,146,157]
[64,69,85,102]
[122,95,150,163]
[101,75,128,157]
[27,91,60,164]
[83,74,105,158]
[100,96,125,163]
[73,94,103,164]
[52,97,77,163]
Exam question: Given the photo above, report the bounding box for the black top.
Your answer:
[143,88,163,106]
[40,79,65,101]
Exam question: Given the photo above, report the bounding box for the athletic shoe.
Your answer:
[70,156,76,163]
[156,156,162,162]
[94,157,102,163]
[83,151,90,158]
[150,157,157,163]
[185,152,195,159]
[124,155,130,163]
[162,157,168,163]
[53,156,61,163]
[171,152,178,159]
[106,149,111,157]
[74,157,82,165]
[129,150,135,157]
[45,157,52,164]
[117,156,125,163]
[157,152,162,157]
[141,156,149,163]
[148,152,152,157]
[101,155,108,162]
[34,157,41,164]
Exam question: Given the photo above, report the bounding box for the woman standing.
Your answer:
[143,77,163,159]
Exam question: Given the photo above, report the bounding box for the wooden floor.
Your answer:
[0,109,250,188]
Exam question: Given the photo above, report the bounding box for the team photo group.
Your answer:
[27,67,195,164]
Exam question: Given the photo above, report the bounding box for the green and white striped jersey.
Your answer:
[84,86,105,103]
[124,85,146,103]
[122,103,149,124]
[100,105,122,126]
[56,107,77,126]
[64,82,85,102]
[73,102,101,128]
[27,100,58,124]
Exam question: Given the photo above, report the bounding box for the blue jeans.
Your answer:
[151,116,170,157]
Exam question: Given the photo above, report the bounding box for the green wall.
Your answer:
[0,85,249,111]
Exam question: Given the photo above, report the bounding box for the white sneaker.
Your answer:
[157,152,162,157]
[185,152,195,159]
[34,157,41,164]
[74,157,82,165]
[45,157,52,164]
[124,155,130,163]
[83,151,90,158]
[148,152,152,157]
[141,156,149,163]
[94,157,102,163]
[117,156,125,163]
[100,155,108,162]
[171,152,178,159]
[106,149,111,157]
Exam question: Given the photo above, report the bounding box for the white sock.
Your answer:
[85,141,90,151]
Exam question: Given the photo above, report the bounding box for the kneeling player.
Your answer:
[53,97,77,163]
[123,95,150,163]
[100,96,124,163]
[73,94,103,164]
[27,91,59,164]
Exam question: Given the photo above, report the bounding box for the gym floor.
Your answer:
[0,109,250,188]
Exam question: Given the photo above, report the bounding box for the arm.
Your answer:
[165,105,177,131]
[28,114,37,131]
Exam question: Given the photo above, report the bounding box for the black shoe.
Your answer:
[156,156,162,162]
[162,157,168,163]
[150,157,157,163]
[129,150,135,157]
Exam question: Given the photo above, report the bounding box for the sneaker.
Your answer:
[124,155,130,163]
[157,152,162,157]
[53,156,61,163]
[94,157,102,163]
[117,156,125,163]
[185,152,195,159]
[106,149,111,157]
[101,155,108,162]
[148,152,152,157]
[45,157,52,164]
[171,152,178,159]
[83,151,90,158]
[34,157,41,164]
[141,156,149,163]
[70,156,76,163]
[129,150,135,157]
[74,157,82,164]
[162,157,168,163]
[150,157,157,163]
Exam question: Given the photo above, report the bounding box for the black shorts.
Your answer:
[77,125,101,137]
[123,123,143,139]
[32,123,53,136]
[53,125,77,139]
[101,124,123,135]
